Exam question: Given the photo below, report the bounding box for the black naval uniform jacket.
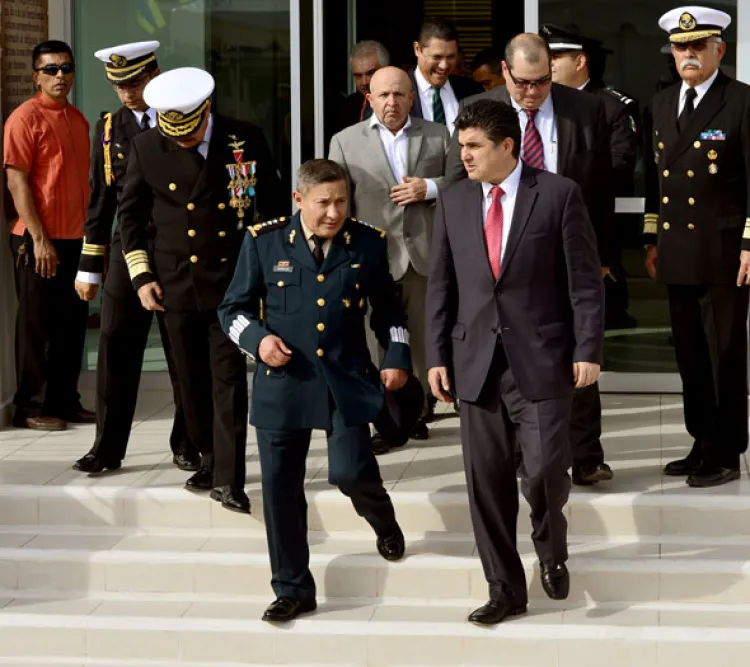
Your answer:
[644,70,750,285]
[78,107,142,277]
[118,115,286,311]
[218,213,411,432]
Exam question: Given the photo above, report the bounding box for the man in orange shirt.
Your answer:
[3,40,94,431]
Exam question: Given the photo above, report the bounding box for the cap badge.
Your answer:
[109,54,127,67]
[680,12,697,31]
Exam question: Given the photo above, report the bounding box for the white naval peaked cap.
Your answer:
[143,67,215,138]
[94,41,160,83]
[658,6,731,43]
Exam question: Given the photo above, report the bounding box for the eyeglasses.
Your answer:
[35,63,75,76]
[506,68,552,90]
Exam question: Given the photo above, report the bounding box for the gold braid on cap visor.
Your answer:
[157,100,209,138]
[104,54,157,83]
[669,28,722,43]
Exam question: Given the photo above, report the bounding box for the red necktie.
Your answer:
[485,186,505,279]
[522,109,545,170]
[359,96,368,122]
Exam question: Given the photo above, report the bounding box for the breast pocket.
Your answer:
[265,270,302,314]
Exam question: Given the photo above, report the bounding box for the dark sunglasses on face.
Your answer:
[507,68,552,89]
[35,63,75,76]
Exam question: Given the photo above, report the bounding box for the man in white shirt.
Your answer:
[407,16,482,130]
[426,98,603,624]
[329,66,451,451]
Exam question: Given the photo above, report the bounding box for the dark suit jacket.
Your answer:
[425,164,604,402]
[118,115,287,311]
[407,69,483,119]
[445,83,615,265]
[643,70,750,285]
[335,91,374,133]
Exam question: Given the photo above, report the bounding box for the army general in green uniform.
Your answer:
[219,159,410,623]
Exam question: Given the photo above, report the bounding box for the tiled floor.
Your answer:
[0,390,748,495]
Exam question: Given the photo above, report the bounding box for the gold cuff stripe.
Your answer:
[124,250,149,264]
[157,100,209,138]
[82,247,106,256]
[127,261,152,280]
[670,29,722,43]
[744,219,750,240]
[644,222,658,235]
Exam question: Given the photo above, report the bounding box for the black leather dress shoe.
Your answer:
[377,525,405,561]
[410,418,429,441]
[372,433,402,455]
[262,596,317,622]
[73,453,121,474]
[687,467,741,488]
[173,452,200,472]
[573,463,614,486]
[185,468,213,491]
[59,406,96,424]
[664,456,702,477]
[540,563,569,600]
[468,599,527,625]
[210,485,251,513]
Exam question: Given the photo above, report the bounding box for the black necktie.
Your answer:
[140,113,151,132]
[678,88,697,134]
[311,235,325,267]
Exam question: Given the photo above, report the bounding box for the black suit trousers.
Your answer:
[257,404,397,600]
[163,310,248,487]
[90,252,193,461]
[569,383,604,468]
[667,284,748,468]
[460,344,573,605]
[10,235,87,418]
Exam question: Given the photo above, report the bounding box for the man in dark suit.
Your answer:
[72,41,199,476]
[335,40,389,132]
[644,6,748,487]
[407,16,482,129]
[219,159,410,623]
[426,99,604,625]
[445,33,614,487]
[118,67,286,511]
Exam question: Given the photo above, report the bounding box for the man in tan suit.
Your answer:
[329,67,450,452]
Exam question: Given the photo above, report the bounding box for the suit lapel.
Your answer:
[287,214,319,273]
[162,133,201,191]
[466,181,495,284]
[409,70,424,118]
[365,123,398,188]
[189,117,225,200]
[320,224,354,274]
[665,73,727,166]
[658,85,681,154]
[551,86,573,174]
[406,119,424,174]
[499,167,538,280]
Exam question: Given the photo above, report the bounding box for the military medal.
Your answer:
[226,137,256,219]
[709,163,718,174]
[707,149,718,160]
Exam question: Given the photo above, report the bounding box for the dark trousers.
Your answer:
[461,345,573,605]
[667,284,748,469]
[90,255,193,461]
[163,310,248,487]
[569,383,604,469]
[10,235,88,418]
[257,407,397,601]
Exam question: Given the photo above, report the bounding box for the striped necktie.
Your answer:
[432,87,446,125]
[522,109,545,170]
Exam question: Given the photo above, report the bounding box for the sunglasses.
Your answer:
[507,68,552,90]
[35,63,75,76]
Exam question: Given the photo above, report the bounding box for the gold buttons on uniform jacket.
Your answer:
[355,283,360,290]
[190,255,198,263]
[187,229,197,237]
[266,369,271,376]
[687,170,695,178]
[317,323,325,332]
[117,153,125,160]
[708,149,718,160]
[277,280,285,287]
[317,298,325,307]
[317,348,324,357]
[218,203,226,210]
[359,298,365,308]
[220,258,228,263]
[688,197,695,205]
[694,141,701,149]
[218,231,227,237]
[662,197,669,204]
[663,169,670,177]
[663,222,671,230]
[169,183,177,191]
[688,224,696,230]
[186,203,196,211]
[658,142,665,150]
[317,274,325,283]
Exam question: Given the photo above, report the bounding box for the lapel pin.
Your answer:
[289,229,296,245]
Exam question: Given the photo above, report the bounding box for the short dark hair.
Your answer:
[296,159,347,193]
[454,99,521,158]
[32,40,74,69]
[471,48,504,75]
[418,16,459,47]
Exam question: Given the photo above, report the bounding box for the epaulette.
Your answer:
[102,112,114,187]
[352,217,387,239]
[604,87,636,107]
[249,216,291,238]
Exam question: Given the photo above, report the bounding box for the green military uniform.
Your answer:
[219,212,410,600]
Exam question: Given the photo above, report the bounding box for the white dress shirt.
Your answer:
[132,107,157,130]
[678,68,719,116]
[481,159,524,264]
[510,93,558,173]
[414,66,459,130]
[370,114,438,199]
[76,112,214,286]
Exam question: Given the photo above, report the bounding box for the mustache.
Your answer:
[681,58,703,70]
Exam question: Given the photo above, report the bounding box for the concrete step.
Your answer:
[0,595,749,666]
[0,529,749,604]
[2,485,749,538]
